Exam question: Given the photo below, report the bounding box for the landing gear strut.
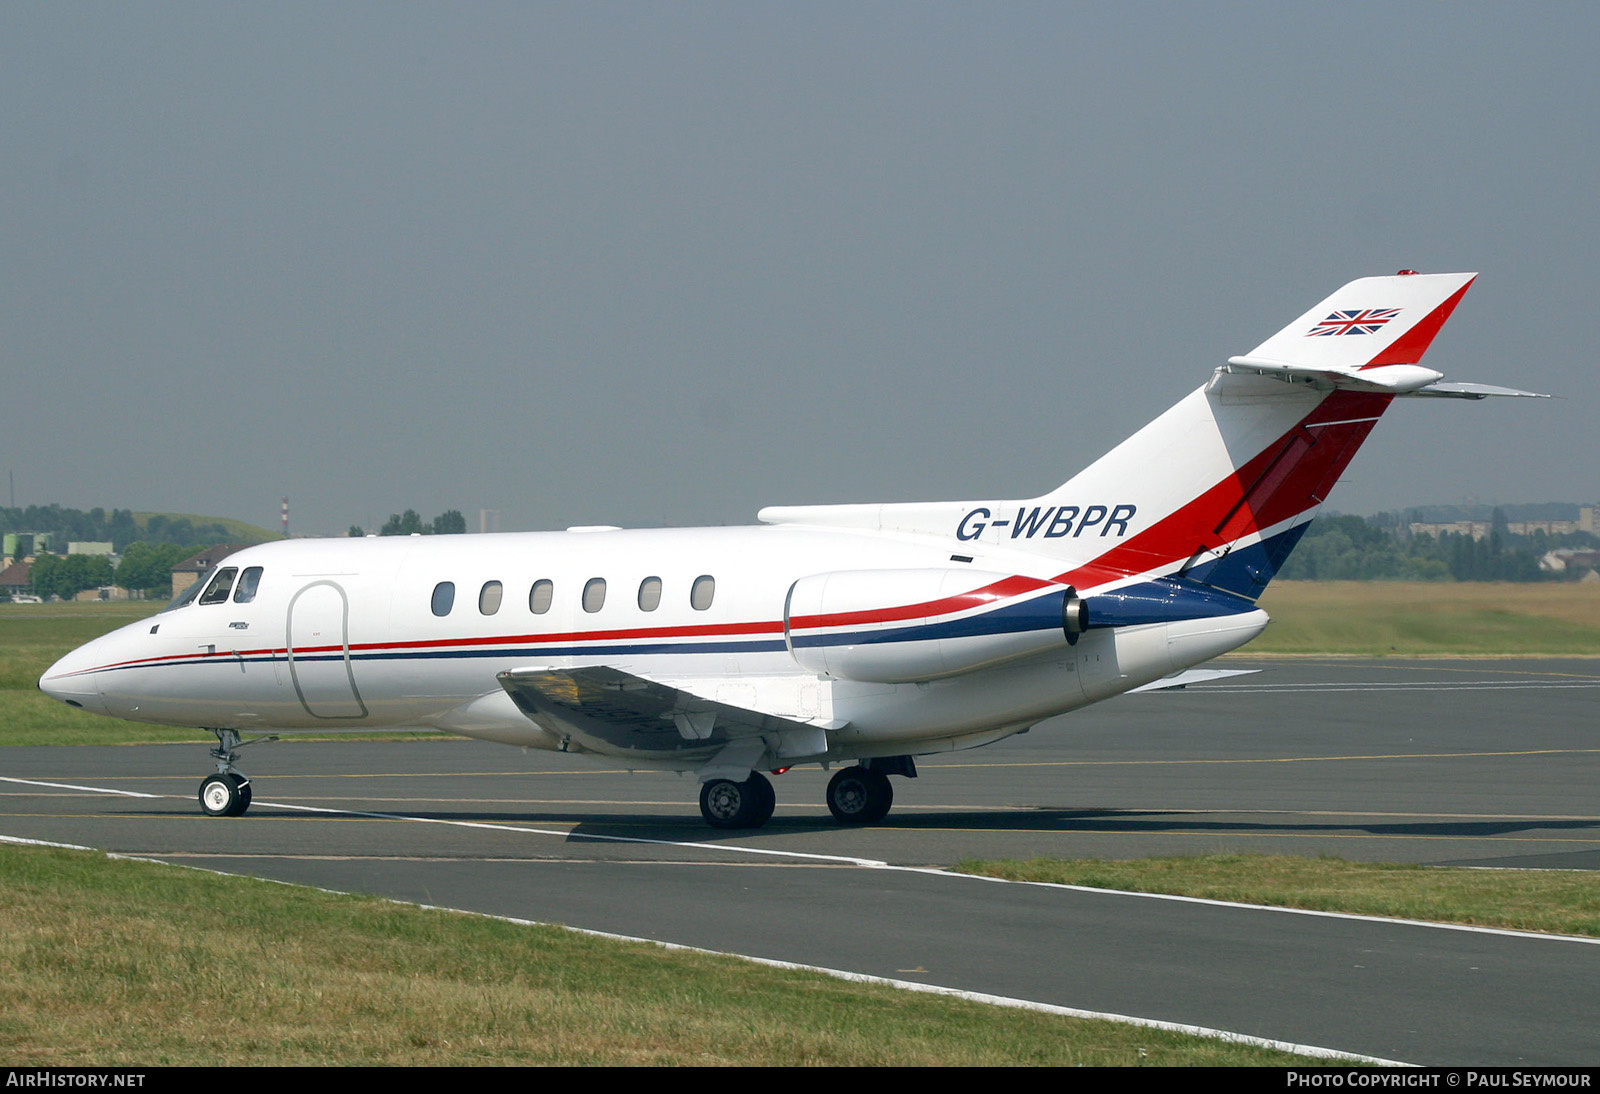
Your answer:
[198,728,275,818]
[699,771,776,830]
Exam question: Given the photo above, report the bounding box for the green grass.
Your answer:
[0,844,1327,1066]
[0,602,204,744]
[958,854,1600,937]
[1250,581,1600,656]
[130,511,282,543]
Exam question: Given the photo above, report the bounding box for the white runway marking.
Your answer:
[1189,680,1600,693]
[7,772,1599,947]
[0,830,1411,1067]
[0,775,164,799]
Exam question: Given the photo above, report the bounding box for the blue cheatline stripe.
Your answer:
[82,637,791,677]
[791,590,1068,649]
[351,639,791,661]
[1183,522,1312,598]
[1083,577,1260,628]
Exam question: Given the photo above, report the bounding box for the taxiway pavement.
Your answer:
[5,657,1599,1063]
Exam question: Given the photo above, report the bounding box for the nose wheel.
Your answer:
[199,772,252,817]
[198,728,275,818]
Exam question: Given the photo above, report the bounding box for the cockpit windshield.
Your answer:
[162,579,204,613]
[162,564,264,612]
[198,567,239,605]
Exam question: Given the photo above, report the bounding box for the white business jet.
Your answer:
[39,272,1540,828]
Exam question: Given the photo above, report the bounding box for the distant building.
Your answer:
[2,532,51,558]
[73,585,130,602]
[171,545,254,598]
[0,559,33,599]
[1410,519,1581,541]
[67,541,115,556]
[1540,549,1600,575]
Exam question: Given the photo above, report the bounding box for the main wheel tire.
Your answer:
[699,774,775,830]
[199,773,250,818]
[700,778,752,829]
[745,771,775,828]
[826,766,893,825]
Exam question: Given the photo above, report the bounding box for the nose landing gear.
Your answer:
[199,772,251,817]
[198,728,276,818]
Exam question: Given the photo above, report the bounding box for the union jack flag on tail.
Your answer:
[1307,308,1400,336]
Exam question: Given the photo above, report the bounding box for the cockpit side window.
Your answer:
[233,567,264,604]
[198,567,238,606]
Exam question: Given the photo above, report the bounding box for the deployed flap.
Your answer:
[496,666,831,758]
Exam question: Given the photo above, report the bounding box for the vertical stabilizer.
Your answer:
[1035,273,1480,598]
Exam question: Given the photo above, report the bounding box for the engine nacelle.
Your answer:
[785,568,1080,683]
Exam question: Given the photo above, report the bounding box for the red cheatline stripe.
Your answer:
[351,618,784,654]
[1360,277,1475,369]
[52,619,792,677]
[1053,391,1393,590]
[788,574,1056,632]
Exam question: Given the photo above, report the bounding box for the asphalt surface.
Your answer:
[4,657,1599,1064]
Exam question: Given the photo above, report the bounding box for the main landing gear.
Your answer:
[825,765,893,825]
[699,771,776,830]
[696,758,915,830]
[197,728,276,818]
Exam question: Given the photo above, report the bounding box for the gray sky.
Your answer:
[4,3,1595,535]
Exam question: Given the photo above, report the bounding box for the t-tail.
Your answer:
[760,271,1541,606]
[1036,271,1543,600]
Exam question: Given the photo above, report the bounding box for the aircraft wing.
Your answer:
[496,666,833,762]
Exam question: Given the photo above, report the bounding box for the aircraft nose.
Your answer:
[39,648,111,716]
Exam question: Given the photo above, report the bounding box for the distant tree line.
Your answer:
[350,509,467,537]
[25,542,199,601]
[1277,509,1595,582]
[1,505,239,552]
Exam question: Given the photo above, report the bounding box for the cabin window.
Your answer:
[691,574,715,611]
[199,567,238,606]
[637,576,662,611]
[431,581,455,617]
[529,579,553,614]
[479,581,503,615]
[232,567,263,604]
[582,577,607,613]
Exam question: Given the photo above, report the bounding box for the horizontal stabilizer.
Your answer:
[1222,355,1444,393]
[1222,357,1548,399]
[1402,381,1549,400]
